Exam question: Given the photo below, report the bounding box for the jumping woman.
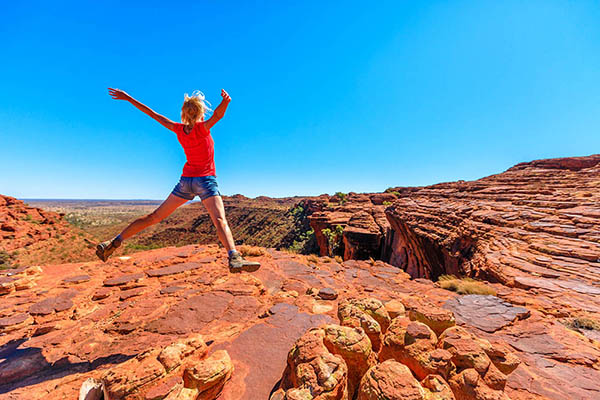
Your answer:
[96,88,260,273]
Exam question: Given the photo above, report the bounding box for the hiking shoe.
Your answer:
[96,237,122,262]
[228,251,261,273]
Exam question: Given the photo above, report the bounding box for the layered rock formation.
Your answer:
[385,154,600,282]
[0,195,95,266]
[306,155,600,325]
[384,155,600,327]
[307,193,391,259]
[1,244,599,399]
[307,155,600,281]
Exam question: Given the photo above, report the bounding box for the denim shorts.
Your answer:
[171,176,220,200]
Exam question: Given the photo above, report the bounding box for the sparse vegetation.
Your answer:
[0,251,14,270]
[125,242,162,251]
[438,275,496,295]
[20,213,41,224]
[565,316,600,332]
[306,254,320,264]
[322,225,344,257]
[239,245,267,257]
[382,201,392,206]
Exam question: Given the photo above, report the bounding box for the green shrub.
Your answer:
[322,225,344,257]
[290,204,305,217]
[382,201,392,206]
[288,228,315,253]
[438,275,496,296]
[334,192,347,204]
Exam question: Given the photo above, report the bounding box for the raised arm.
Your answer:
[108,88,175,131]
[204,89,231,130]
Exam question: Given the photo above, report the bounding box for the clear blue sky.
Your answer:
[2,1,599,199]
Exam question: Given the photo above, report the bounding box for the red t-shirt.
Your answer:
[171,122,216,177]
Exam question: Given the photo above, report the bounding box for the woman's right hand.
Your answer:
[221,89,231,103]
[108,88,131,101]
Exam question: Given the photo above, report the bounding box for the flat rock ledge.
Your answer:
[443,295,530,333]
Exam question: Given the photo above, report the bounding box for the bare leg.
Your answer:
[202,195,236,252]
[119,194,189,240]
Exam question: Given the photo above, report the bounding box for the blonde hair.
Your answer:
[181,90,212,126]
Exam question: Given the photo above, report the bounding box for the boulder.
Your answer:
[182,350,234,399]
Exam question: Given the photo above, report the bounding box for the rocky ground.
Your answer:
[1,154,599,399]
[0,244,599,399]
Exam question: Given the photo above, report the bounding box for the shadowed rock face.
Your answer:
[308,199,390,259]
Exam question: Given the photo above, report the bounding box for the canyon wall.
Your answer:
[308,155,600,284]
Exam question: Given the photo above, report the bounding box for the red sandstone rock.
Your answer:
[406,300,456,337]
[271,296,518,400]
[158,335,208,372]
[357,360,426,400]
[182,350,233,399]
[338,298,391,352]
[443,295,528,333]
[103,272,146,287]
[0,313,33,332]
[380,318,454,381]
[421,374,456,400]
[282,328,348,399]
[0,195,95,265]
[322,324,376,398]
[298,155,600,399]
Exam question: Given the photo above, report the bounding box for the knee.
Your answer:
[215,216,228,229]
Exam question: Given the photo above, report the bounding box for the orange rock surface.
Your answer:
[1,154,600,399]
[0,243,596,399]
